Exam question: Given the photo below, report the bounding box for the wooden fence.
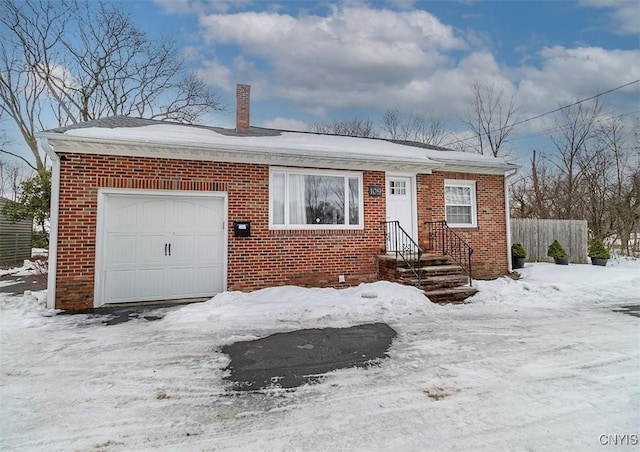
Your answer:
[511,218,588,264]
[0,198,32,267]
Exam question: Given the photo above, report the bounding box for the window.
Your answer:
[270,168,363,229]
[389,179,407,195]
[444,180,477,227]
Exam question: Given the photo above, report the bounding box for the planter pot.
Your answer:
[512,256,526,269]
[554,257,569,265]
[591,257,608,266]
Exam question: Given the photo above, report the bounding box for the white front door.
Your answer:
[385,175,416,252]
[100,193,225,304]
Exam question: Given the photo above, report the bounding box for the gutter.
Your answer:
[504,167,519,272]
[40,138,60,310]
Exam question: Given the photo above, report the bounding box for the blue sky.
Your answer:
[4,0,640,166]
[124,0,640,161]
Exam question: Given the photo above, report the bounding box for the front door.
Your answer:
[385,175,416,252]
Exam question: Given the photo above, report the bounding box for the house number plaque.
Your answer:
[368,185,383,197]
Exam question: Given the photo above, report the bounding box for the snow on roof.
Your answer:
[38,117,518,173]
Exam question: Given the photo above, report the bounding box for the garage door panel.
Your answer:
[141,200,166,231]
[169,234,195,262]
[106,270,136,301]
[195,203,224,230]
[137,268,165,299]
[106,201,139,232]
[106,234,138,265]
[171,200,196,229]
[166,267,196,297]
[195,233,224,262]
[140,234,166,264]
[192,266,223,295]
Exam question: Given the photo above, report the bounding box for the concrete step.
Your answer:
[396,264,464,276]
[378,254,453,266]
[424,286,479,304]
[377,252,477,304]
[403,274,469,290]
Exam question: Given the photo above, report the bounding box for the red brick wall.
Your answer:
[54,153,386,310]
[54,153,508,310]
[417,171,508,279]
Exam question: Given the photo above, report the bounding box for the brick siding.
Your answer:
[54,153,507,310]
[417,172,508,279]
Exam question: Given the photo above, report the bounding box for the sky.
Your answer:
[2,258,639,449]
[2,0,640,168]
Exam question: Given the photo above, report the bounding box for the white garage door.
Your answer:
[100,193,225,304]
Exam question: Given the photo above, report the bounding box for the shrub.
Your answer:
[511,243,527,258]
[588,240,610,259]
[32,231,49,249]
[547,240,569,258]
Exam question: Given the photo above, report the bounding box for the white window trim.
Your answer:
[444,179,477,228]
[94,189,228,308]
[269,167,364,230]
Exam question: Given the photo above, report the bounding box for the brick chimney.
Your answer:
[235,84,251,134]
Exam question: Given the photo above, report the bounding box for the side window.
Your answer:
[444,180,477,227]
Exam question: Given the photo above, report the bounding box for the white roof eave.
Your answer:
[429,157,520,175]
[37,131,517,175]
[38,133,438,173]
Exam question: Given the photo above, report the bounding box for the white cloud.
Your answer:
[261,117,311,131]
[518,46,640,113]
[153,0,206,15]
[153,0,252,15]
[195,59,233,91]
[181,2,637,151]
[579,0,640,34]
[194,5,472,114]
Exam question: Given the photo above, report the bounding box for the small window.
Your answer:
[444,180,477,227]
[270,168,363,229]
[389,179,407,195]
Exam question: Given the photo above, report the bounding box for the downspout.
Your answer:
[504,167,518,272]
[41,138,60,310]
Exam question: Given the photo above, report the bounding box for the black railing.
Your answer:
[383,221,423,286]
[424,221,473,286]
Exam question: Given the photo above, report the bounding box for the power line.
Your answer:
[441,79,640,148]
[506,109,640,145]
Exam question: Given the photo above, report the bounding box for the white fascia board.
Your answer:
[430,159,521,175]
[38,133,438,173]
[40,138,59,310]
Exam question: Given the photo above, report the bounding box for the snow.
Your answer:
[59,124,513,168]
[1,260,639,451]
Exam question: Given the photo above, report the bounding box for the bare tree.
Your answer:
[462,81,518,157]
[510,149,560,219]
[597,115,640,254]
[0,158,30,200]
[312,117,376,138]
[381,108,449,146]
[546,100,602,220]
[0,0,223,170]
[510,107,640,257]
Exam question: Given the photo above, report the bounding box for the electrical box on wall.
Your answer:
[233,221,251,237]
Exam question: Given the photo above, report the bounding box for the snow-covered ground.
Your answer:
[1,260,639,451]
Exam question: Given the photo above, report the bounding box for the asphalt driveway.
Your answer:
[222,323,397,391]
[0,273,47,295]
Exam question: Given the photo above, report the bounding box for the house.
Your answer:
[0,197,33,267]
[38,84,518,311]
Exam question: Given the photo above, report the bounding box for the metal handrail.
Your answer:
[424,221,473,286]
[382,221,423,287]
